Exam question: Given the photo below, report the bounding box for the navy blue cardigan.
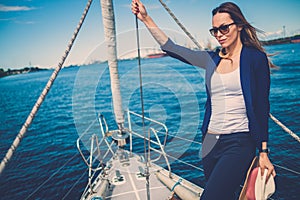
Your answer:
[161,39,270,151]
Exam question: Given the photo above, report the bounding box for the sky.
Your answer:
[0,0,299,70]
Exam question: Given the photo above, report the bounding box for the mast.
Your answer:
[100,0,124,129]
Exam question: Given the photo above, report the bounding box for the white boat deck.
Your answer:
[84,149,202,200]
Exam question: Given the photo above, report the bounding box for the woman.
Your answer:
[132,1,276,199]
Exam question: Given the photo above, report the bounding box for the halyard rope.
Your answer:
[0,0,94,175]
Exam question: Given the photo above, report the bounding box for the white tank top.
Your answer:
[208,66,249,134]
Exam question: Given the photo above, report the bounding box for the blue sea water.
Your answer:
[0,43,299,199]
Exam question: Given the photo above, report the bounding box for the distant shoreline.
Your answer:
[261,34,300,46]
[1,35,299,78]
[0,67,48,78]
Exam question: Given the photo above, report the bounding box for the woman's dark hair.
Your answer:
[212,2,276,68]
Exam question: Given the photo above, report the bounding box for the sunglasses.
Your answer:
[209,22,235,36]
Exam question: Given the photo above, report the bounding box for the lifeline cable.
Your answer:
[0,0,94,175]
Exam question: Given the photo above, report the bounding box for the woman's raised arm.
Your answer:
[131,0,168,46]
[131,0,211,69]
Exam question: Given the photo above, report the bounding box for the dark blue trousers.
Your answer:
[200,132,256,200]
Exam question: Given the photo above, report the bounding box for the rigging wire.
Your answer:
[0,0,94,175]
[269,113,300,143]
[134,11,145,166]
[166,133,300,175]
[158,0,203,50]
[25,152,80,200]
[135,12,151,200]
[63,168,89,200]
[170,132,300,175]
